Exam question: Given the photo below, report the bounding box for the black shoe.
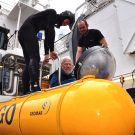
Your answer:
[31,85,41,92]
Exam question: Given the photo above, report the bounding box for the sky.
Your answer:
[49,0,84,13]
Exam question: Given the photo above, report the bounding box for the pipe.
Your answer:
[3,71,19,96]
[4,70,14,92]
[57,56,61,86]
[39,62,43,87]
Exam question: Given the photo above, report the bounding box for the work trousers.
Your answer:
[18,23,40,94]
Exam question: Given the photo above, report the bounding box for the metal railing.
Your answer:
[54,33,71,55]
[113,70,135,89]
[75,0,115,19]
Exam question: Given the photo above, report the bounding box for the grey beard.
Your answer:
[63,69,72,75]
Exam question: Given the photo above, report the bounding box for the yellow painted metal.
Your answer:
[0,96,29,135]
[0,75,135,135]
[20,85,71,135]
[61,76,135,135]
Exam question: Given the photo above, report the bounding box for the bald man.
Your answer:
[76,20,108,62]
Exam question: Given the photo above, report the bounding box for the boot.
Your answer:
[31,84,41,92]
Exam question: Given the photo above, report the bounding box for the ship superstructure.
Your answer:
[0,0,135,96]
[0,1,135,134]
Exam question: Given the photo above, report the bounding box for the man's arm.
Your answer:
[100,38,108,48]
[44,26,55,54]
[43,26,57,64]
[76,47,83,63]
[95,29,108,48]
[49,71,59,87]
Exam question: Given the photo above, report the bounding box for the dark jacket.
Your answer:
[19,9,75,55]
[49,69,76,87]
[78,29,104,49]
[19,9,64,55]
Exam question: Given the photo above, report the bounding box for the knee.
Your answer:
[29,57,40,67]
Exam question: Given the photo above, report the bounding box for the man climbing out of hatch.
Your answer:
[49,56,76,87]
[18,9,75,94]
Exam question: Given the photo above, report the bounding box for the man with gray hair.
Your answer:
[49,56,76,87]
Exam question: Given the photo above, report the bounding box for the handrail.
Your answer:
[39,62,43,87]
[123,32,135,54]
[75,2,86,13]
[57,56,61,86]
[120,0,135,5]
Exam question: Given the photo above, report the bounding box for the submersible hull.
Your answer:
[0,76,135,135]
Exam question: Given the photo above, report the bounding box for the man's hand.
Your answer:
[43,51,58,65]
[100,38,108,48]
[102,44,108,48]
[50,51,58,60]
[43,54,49,64]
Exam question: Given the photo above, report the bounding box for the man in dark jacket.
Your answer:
[18,9,74,94]
[49,56,76,87]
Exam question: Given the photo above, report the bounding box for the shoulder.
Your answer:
[49,70,58,80]
[70,72,76,78]
[89,29,103,35]
[79,34,85,40]
[39,9,57,15]
[46,9,57,14]
[89,29,101,33]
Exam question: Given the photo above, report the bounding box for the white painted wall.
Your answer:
[0,2,39,57]
[85,0,135,76]
[0,13,22,57]
[116,0,135,53]
[0,14,17,35]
